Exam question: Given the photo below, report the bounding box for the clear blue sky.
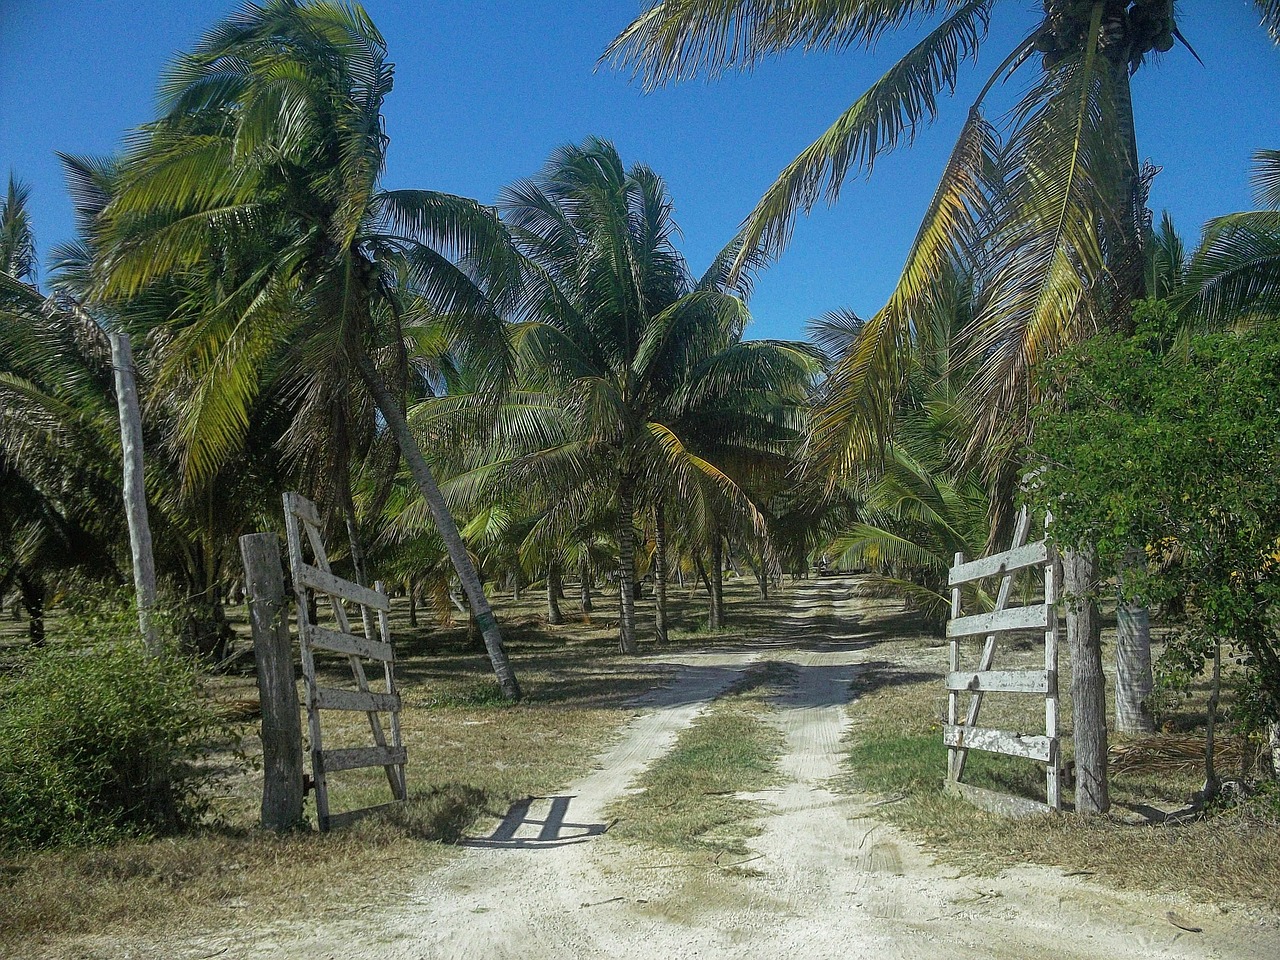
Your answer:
[2,1,1278,341]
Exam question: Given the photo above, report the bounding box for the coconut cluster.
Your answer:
[1036,0,1176,72]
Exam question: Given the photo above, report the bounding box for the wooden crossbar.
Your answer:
[295,563,390,612]
[943,725,1053,762]
[945,670,1050,694]
[308,625,393,661]
[322,745,408,773]
[948,541,1049,586]
[315,687,401,712]
[947,605,1048,638]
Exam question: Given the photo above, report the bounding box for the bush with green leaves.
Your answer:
[1028,300,1280,740]
[0,606,223,851]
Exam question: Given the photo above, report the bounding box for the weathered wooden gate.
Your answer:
[944,507,1062,815]
[283,492,406,831]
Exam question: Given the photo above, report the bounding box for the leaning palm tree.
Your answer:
[92,0,522,698]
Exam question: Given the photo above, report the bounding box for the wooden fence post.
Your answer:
[109,331,159,655]
[239,533,305,831]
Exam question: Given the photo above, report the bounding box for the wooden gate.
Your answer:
[944,507,1062,815]
[283,492,406,831]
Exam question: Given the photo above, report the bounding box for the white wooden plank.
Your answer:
[322,745,408,773]
[947,604,1048,638]
[296,563,390,611]
[308,624,393,661]
[949,541,1048,586]
[284,491,321,527]
[946,670,1050,694]
[314,687,401,713]
[944,780,1054,818]
[943,725,1053,762]
[952,506,1033,784]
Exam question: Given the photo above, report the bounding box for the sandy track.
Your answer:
[85,580,1280,959]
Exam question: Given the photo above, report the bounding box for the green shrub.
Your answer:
[0,613,222,851]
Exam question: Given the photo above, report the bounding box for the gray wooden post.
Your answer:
[110,331,160,655]
[239,533,305,831]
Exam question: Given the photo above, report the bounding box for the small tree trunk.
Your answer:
[1115,549,1156,734]
[19,572,44,647]
[1270,720,1280,780]
[1203,641,1222,802]
[407,580,418,628]
[512,573,521,603]
[337,462,377,642]
[693,550,711,597]
[579,552,593,613]
[1065,548,1109,814]
[547,564,564,625]
[654,502,669,644]
[110,331,160,655]
[617,481,638,654]
[354,348,520,700]
[709,534,724,630]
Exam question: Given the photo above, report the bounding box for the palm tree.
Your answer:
[1182,148,1280,327]
[495,139,818,652]
[91,0,522,698]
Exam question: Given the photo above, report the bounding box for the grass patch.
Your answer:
[607,663,789,859]
[840,613,1280,911]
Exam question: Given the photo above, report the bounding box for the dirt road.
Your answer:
[121,580,1280,958]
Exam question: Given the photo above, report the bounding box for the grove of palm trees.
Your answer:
[3,2,1280,956]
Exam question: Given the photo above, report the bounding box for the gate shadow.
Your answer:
[461,795,608,849]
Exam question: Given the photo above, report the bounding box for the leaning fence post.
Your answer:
[239,533,305,831]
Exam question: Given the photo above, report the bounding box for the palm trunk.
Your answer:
[709,533,724,630]
[1115,550,1156,734]
[19,571,44,647]
[654,502,669,644]
[354,348,520,700]
[407,580,418,628]
[579,552,593,613]
[693,549,711,597]
[617,481,638,654]
[1065,548,1109,814]
[547,563,564,625]
[337,458,378,642]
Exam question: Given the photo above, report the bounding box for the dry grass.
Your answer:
[0,575,776,955]
[840,597,1280,910]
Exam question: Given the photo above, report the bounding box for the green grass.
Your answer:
[607,664,788,860]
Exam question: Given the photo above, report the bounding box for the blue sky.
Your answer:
[2,1,1278,341]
